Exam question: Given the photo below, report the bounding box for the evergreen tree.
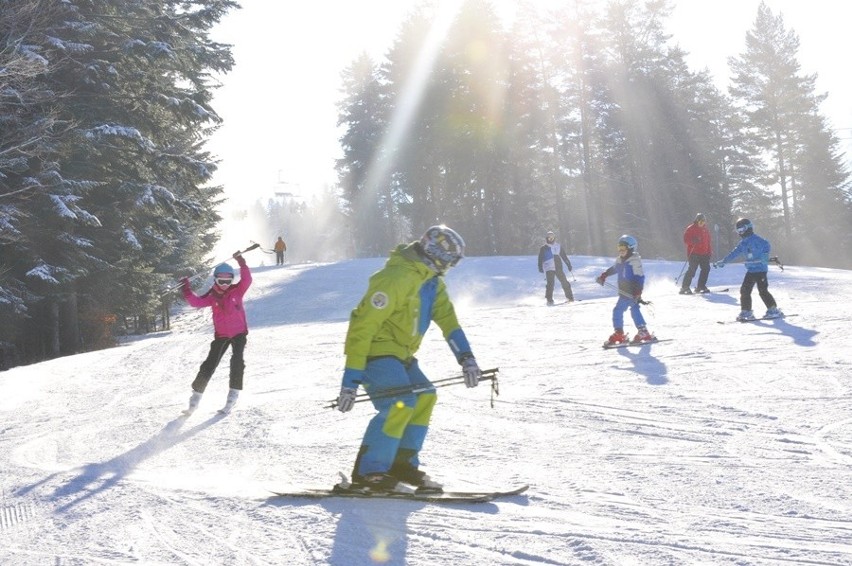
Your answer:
[729,1,851,265]
[0,0,236,365]
[336,53,390,256]
[589,0,728,256]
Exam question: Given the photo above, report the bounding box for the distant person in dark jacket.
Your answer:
[537,231,574,305]
[273,237,287,265]
[680,213,712,294]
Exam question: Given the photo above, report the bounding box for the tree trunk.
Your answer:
[61,292,80,354]
[46,298,60,358]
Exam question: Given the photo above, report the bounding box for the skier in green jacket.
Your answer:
[335,225,482,494]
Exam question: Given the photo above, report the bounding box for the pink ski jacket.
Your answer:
[183,256,252,339]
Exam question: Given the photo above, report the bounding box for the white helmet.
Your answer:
[419,225,465,274]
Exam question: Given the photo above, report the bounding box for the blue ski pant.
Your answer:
[612,295,646,331]
[355,357,436,477]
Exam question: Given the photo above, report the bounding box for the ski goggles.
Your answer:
[215,276,234,286]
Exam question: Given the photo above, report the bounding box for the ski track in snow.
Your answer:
[2,257,852,565]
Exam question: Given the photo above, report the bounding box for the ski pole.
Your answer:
[769,256,784,271]
[327,368,499,410]
[674,255,689,285]
[250,240,275,254]
[600,279,652,305]
[160,243,260,296]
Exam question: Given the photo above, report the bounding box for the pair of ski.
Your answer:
[603,337,670,349]
[181,404,235,417]
[271,480,529,504]
[681,287,730,295]
[717,313,794,325]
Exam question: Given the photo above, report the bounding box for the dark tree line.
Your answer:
[1,0,236,367]
[336,0,852,266]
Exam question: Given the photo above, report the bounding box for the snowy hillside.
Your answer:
[2,253,852,565]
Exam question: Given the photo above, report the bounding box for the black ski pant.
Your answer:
[275,251,284,265]
[545,270,573,301]
[191,333,247,393]
[683,254,711,290]
[739,272,776,312]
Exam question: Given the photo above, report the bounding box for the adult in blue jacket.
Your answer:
[715,218,782,321]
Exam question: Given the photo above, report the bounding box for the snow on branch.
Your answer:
[26,262,68,285]
[135,184,176,207]
[84,124,155,150]
[123,229,142,250]
[49,194,78,219]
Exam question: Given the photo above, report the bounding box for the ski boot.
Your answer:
[695,287,710,294]
[736,310,756,322]
[631,326,655,344]
[764,306,783,319]
[604,329,628,347]
[219,388,240,414]
[183,390,203,415]
[390,463,443,494]
[679,287,693,295]
[349,473,413,495]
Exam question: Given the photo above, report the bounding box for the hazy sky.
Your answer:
[206,0,852,209]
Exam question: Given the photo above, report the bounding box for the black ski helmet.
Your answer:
[735,218,753,237]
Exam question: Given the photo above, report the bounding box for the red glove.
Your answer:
[595,272,607,286]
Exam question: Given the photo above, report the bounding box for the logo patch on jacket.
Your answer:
[370,292,389,309]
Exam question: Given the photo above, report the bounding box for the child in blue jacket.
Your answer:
[714,218,782,321]
[596,235,654,346]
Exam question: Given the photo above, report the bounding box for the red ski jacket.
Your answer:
[683,222,712,256]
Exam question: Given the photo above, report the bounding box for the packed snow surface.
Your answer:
[2,254,851,565]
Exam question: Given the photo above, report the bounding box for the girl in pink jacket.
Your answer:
[180,251,252,415]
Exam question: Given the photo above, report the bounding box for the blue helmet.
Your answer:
[213,263,235,277]
[618,234,637,252]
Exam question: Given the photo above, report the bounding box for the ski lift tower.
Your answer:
[274,169,301,201]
